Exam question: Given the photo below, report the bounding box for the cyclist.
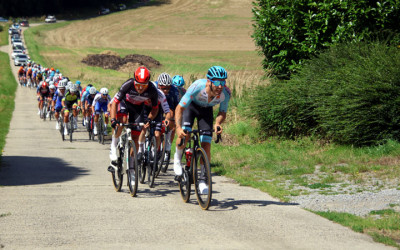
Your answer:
[92,88,111,136]
[83,86,97,128]
[46,84,56,118]
[76,80,83,95]
[53,79,67,130]
[37,81,50,116]
[80,84,93,126]
[109,66,159,162]
[172,75,186,100]
[62,83,81,135]
[18,66,25,85]
[173,66,231,194]
[155,73,179,160]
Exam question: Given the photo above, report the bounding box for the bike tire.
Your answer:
[111,148,123,192]
[138,154,146,184]
[156,134,165,177]
[69,115,73,142]
[98,116,103,144]
[147,136,157,188]
[193,147,212,210]
[161,151,171,173]
[60,121,65,141]
[126,140,139,197]
[179,170,191,203]
[42,104,47,121]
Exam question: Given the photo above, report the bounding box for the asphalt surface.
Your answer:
[0,29,393,249]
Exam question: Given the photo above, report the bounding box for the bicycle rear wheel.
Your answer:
[147,136,157,188]
[111,148,123,192]
[69,115,74,142]
[98,115,104,144]
[193,147,212,210]
[42,103,47,121]
[125,140,139,197]
[60,120,65,141]
[179,170,191,203]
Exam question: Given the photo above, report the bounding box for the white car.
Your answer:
[45,15,56,23]
[13,41,23,48]
[12,50,24,59]
[14,54,29,66]
[99,8,110,15]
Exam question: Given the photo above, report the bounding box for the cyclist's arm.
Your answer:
[174,104,186,139]
[215,112,226,134]
[110,101,117,120]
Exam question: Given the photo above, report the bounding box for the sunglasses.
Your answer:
[210,79,226,87]
[135,81,148,87]
[160,86,171,91]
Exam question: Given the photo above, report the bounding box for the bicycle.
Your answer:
[58,110,65,141]
[157,123,170,176]
[40,98,48,121]
[68,109,76,142]
[97,111,106,145]
[87,115,95,141]
[108,123,139,197]
[177,128,221,210]
[138,121,158,188]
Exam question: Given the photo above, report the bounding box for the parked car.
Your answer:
[11,34,20,42]
[20,20,29,27]
[99,7,110,15]
[13,44,26,53]
[117,4,127,10]
[12,38,22,45]
[12,50,24,59]
[14,54,29,66]
[45,15,56,23]
[0,17,8,22]
[12,41,23,48]
[8,28,20,36]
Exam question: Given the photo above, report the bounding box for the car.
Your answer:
[12,50,24,59]
[13,44,26,53]
[8,28,20,36]
[12,41,23,48]
[12,23,20,29]
[45,15,56,23]
[14,54,29,66]
[11,34,20,42]
[20,20,29,27]
[0,17,8,22]
[99,7,110,15]
[117,4,126,10]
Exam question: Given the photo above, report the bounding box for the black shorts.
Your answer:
[182,102,213,138]
[126,102,146,132]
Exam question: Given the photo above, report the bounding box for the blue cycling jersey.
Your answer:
[179,79,230,113]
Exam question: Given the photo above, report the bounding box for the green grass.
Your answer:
[316,211,400,249]
[0,52,17,162]
[0,23,9,46]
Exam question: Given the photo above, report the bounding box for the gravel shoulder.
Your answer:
[0,31,394,249]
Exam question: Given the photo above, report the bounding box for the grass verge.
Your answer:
[0,23,9,46]
[0,52,17,163]
[316,210,400,249]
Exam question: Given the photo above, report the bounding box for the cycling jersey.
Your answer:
[179,79,230,113]
[154,81,179,112]
[176,86,186,100]
[63,91,81,110]
[93,93,111,114]
[114,78,158,108]
[37,86,50,97]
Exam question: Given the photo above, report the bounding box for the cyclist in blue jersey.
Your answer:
[173,66,231,194]
[92,88,111,136]
[84,87,98,128]
[80,84,93,126]
[53,79,67,130]
[172,75,186,100]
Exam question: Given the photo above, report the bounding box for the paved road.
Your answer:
[0,30,392,249]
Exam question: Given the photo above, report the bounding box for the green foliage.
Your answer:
[252,41,400,146]
[252,0,400,77]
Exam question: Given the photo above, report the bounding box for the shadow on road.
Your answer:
[0,156,88,186]
[212,198,299,211]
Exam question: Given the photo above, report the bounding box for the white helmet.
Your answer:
[89,87,97,95]
[100,88,108,95]
[49,81,54,85]
[69,84,78,93]
[45,78,50,83]
[157,73,172,86]
[49,85,56,90]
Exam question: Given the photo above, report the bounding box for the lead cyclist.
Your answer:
[173,66,231,194]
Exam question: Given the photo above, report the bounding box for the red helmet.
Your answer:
[134,66,150,84]
[42,82,48,88]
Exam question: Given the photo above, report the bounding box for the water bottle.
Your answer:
[185,148,193,167]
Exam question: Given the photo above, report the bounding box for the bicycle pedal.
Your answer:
[107,166,115,173]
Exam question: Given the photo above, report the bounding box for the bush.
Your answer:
[252,0,400,77]
[251,41,400,146]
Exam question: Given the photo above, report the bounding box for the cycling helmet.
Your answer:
[69,84,78,93]
[134,66,150,84]
[41,82,48,88]
[51,67,55,71]
[89,87,97,95]
[67,81,73,90]
[49,81,54,85]
[56,69,60,73]
[172,75,185,87]
[87,84,93,88]
[49,85,56,90]
[76,80,81,85]
[100,88,108,95]
[206,66,227,80]
[157,73,172,86]
[45,78,50,83]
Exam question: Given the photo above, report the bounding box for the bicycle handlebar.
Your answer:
[178,127,222,146]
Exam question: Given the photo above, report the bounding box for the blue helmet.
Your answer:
[56,69,60,73]
[76,80,81,85]
[172,75,185,87]
[207,66,227,80]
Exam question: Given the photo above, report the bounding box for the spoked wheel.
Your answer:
[193,147,212,210]
[179,170,191,203]
[147,136,157,188]
[60,121,65,141]
[125,140,138,197]
[161,151,170,173]
[156,135,165,177]
[69,116,74,142]
[111,149,123,192]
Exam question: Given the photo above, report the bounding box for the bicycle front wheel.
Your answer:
[69,116,74,142]
[60,120,65,141]
[125,140,138,197]
[156,134,165,177]
[147,136,157,188]
[111,157,123,192]
[193,147,212,210]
